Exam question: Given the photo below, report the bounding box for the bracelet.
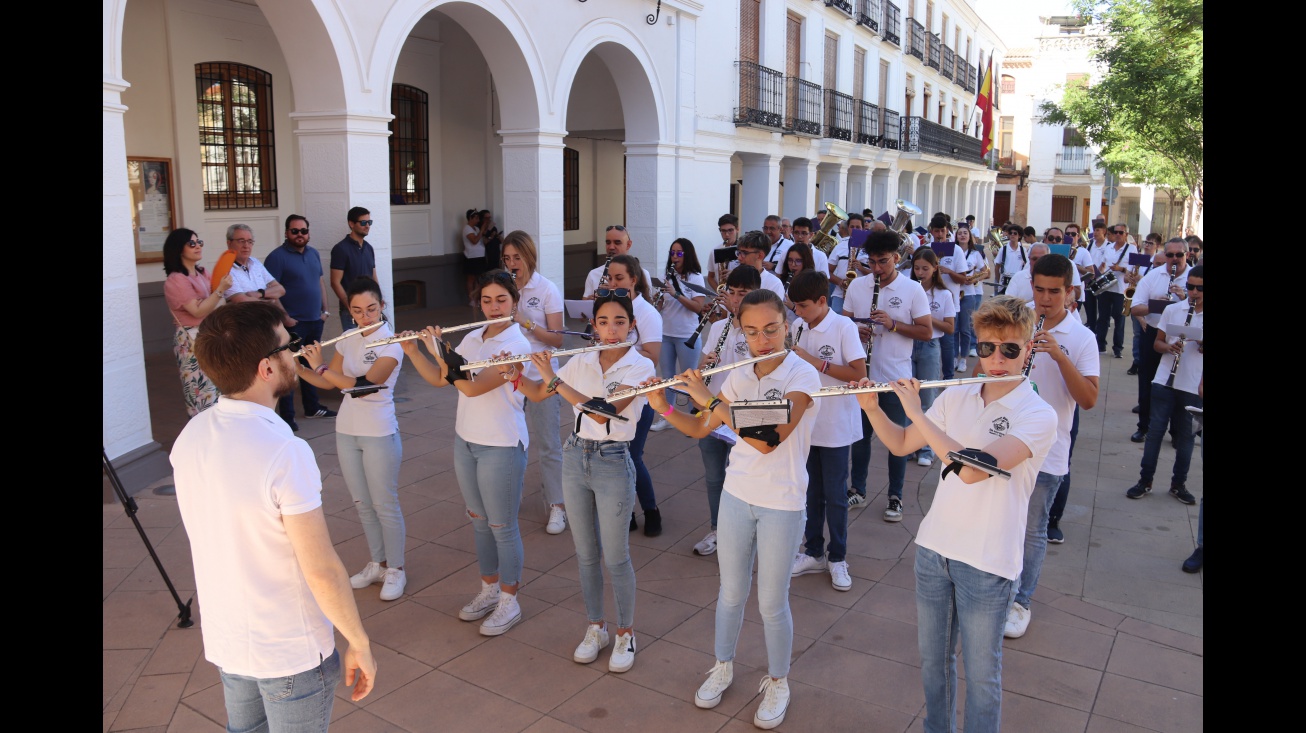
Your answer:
[889,320,898,333]
[314,364,329,376]
[821,360,830,375]
[661,404,675,417]
[511,374,522,392]
[545,376,562,394]
[706,397,722,412]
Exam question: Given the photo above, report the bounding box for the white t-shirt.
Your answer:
[1153,302,1203,395]
[828,238,869,299]
[923,286,957,340]
[790,311,865,447]
[1070,246,1097,300]
[1025,309,1099,476]
[759,269,787,303]
[934,245,965,307]
[997,243,1029,277]
[961,248,987,297]
[631,294,663,356]
[1094,244,1137,294]
[658,271,708,339]
[463,224,485,259]
[1005,266,1082,304]
[517,272,565,364]
[455,325,531,448]
[224,256,277,299]
[915,380,1058,580]
[556,346,656,442]
[1132,265,1190,329]
[171,398,334,678]
[810,247,829,280]
[583,264,654,297]
[719,352,822,512]
[335,321,404,437]
[842,273,931,382]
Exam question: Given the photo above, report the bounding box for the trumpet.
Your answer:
[291,320,385,358]
[459,338,635,374]
[605,350,788,403]
[810,201,849,255]
[809,374,1026,398]
[364,316,514,347]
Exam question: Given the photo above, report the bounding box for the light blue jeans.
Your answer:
[524,394,564,506]
[915,546,1012,733]
[697,435,733,529]
[562,435,638,628]
[957,294,981,360]
[911,338,943,461]
[1014,471,1065,609]
[661,335,702,404]
[714,491,806,678]
[453,435,527,586]
[220,649,340,733]
[337,432,405,568]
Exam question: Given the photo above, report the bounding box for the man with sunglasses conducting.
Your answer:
[1127,238,1195,443]
[331,207,378,329]
[582,225,652,298]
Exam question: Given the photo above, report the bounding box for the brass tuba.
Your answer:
[889,199,923,260]
[810,201,849,255]
[986,228,1005,258]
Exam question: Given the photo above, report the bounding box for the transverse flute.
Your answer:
[605,350,788,403]
[459,338,635,372]
[363,316,515,347]
[809,374,1026,397]
[291,320,385,357]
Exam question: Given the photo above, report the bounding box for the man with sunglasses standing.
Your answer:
[265,215,337,431]
[1127,238,1194,443]
[1093,223,1137,358]
[582,225,652,298]
[330,207,378,330]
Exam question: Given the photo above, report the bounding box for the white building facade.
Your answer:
[103,0,1004,480]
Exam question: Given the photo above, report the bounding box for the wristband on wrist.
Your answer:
[545,376,562,394]
[661,404,675,417]
[890,320,898,333]
[314,364,329,376]
[707,397,722,412]
[511,374,522,391]
[821,360,830,374]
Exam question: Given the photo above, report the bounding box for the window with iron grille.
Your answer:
[1000,75,1015,95]
[196,62,277,209]
[1051,196,1076,222]
[389,84,429,205]
[563,147,579,231]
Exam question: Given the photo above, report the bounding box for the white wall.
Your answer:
[390,32,444,260]
[438,20,493,256]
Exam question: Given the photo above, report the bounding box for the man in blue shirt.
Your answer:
[265,214,336,429]
[330,207,378,329]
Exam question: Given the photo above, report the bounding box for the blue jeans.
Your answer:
[563,436,638,628]
[660,334,701,378]
[338,306,355,331]
[830,295,844,314]
[1050,407,1079,523]
[220,649,340,733]
[851,391,909,498]
[956,294,980,359]
[278,318,325,420]
[1095,291,1125,354]
[524,394,564,506]
[698,435,733,529]
[1140,384,1199,485]
[939,332,955,380]
[628,403,658,511]
[337,432,405,568]
[915,547,1012,733]
[453,436,527,586]
[715,491,806,678]
[912,339,943,460]
[1014,471,1064,609]
[805,445,850,563]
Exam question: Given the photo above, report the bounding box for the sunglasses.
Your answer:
[265,335,304,359]
[595,288,632,299]
[606,225,627,232]
[1185,283,1204,292]
[186,239,204,248]
[353,219,374,227]
[1164,251,1186,258]
[288,227,309,235]
[671,251,685,258]
[975,341,1024,359]
[1112,230,1126,235]
[1046,237,1063,243]
[1189,248,1201,253]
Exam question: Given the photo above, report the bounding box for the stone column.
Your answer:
[846,166,872,214]
[740,153,781,232]
[624,141,678,273]
[817,162,849,215]
[1089,182,1104,224]
[496,130,567,289]
[782,157,819,222]
[1137,184,1155,237]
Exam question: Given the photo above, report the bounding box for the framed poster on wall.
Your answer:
[128,157,176,264]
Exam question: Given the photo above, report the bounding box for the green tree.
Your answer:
[1039,0,1203,233]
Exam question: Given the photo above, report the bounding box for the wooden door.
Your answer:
[993,190,1011,226]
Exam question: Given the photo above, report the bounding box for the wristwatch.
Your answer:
[258,288,266,298]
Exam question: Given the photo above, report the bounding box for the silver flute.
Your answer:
[605,350,788,402]
[364,316,515,347]
[459,338,635,372]
[290,320,385,357]
[809,374,1026,397]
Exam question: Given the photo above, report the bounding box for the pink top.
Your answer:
[164,271,212,328]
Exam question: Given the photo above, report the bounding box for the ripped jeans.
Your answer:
[453,435,527,586]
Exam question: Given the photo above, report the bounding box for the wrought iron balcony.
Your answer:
[900,116,982,163]
[1056,146,1095,175]
[825,0,854,15]
[883,3,901,46]
[954,58,968,89]
[964,61,976,93]
[907,19,925,61]
[734,61,784,130]
[785,77,824,137]
[825,90,854,141]
[927,33,941,70]
[883,109,901,150]
[856,100,881,145]
[942,46,955,81]
[857,0,882,33]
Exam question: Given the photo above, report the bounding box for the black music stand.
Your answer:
[103,447,194,628]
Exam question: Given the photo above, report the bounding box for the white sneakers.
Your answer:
[573,623,610,664]
[790,553,827,576]
[916,452,934,467]
[956,357,968,372]
[693,530,718,556]
[349,561,385,589]
[458,581,501,621]
[650,416,672,432]
[379,567,406,601]
[694,660,734,709]
[754,676,791,729]
[608,632,636,673]
[479,593,522,636]
[829,560,852,592]
[1003,602,1032,639]
[546,505,568,535]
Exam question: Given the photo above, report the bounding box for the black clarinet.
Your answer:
[1164,302,1196,388]
[1022,314,1046,378]
[685,287,726,349]
[702,317,733,388]
[863,276,881,374]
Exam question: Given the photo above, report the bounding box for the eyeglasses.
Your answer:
[264,335,304,360]
[1164,251,1186,258]
[606,225,626,232]
[736,249,763,258]
[186,240,204,248]
[742,323,786,340]
[353,220,374,227]
[594,288,632,299]
[975,341,1024,359]
[1185,283,1204,292]
[288,228,309,235]
[232,238,254,245]
[671,251,685,258]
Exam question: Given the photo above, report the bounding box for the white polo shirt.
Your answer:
[517,272,565,358]
[719,352,822,512]
[915,379,1058,580]
[1005,266,1082,304]
[1070,247,1097,300]
[1025,309,1099,476]
[223,255,277,298]
[1153,302,1203,395]
[759,269,787,302]
[935,246,965,308]
[764,237,794,269]
[997,243,1028,277]
[923,286,957,340]
[455,325,532,448]
[335,321,404,437]
[1094,244,1137,294]
[962,248,987,297]
[583,264,653,297]
[172,398,334,679]
[790,311,865,448]
[828,238,868,299]
[702,316,751,398]
[1132,265,1191,328]
[842,272,931,383]
[557,346,656,442]
[659,271,708,339]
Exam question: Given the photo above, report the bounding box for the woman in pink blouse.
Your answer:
[162,228,232,416]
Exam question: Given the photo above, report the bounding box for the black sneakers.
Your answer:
[643,508,662,537]
[1125,481,1151,499]
[1047,520,1065,544]
[1169,484,1197,505]
[1130,430,1147,443]
[1181,547,1203,573]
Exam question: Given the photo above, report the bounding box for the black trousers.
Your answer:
[1137,326,1164,431]
[1095,291,1126,354]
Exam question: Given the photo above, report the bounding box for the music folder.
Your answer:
[1128,252,1152,267]
[564,299,594,320]
[1147,298,1174,315]
[1047,244,1071,258]
[930,241,956,258]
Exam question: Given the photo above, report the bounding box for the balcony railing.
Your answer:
[1056,146,1095,174]
[734,61,784,130]
[883,3,901,46]
[964,60,975,93]
[907,19,925,61]
[825,90,854,141]
[942,46,955,81]
[858,0,882,33]
[825,0,854,15]
[927,33,941,70]
[856,100,881,145]
[883,109,901,149]
[900,116,983,163]
[955,58,968,89]
[785,77,823,136]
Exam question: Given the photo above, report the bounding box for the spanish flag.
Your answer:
[975,58,995,157]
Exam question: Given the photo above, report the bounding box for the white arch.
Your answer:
[553,20,667,143]
[256,0,353,111]
[103,0,129,82]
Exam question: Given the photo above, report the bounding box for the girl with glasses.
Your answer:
[162,228,234,416]
[654,239,709,434]
[297,277,408,602]
[780,242,815,319]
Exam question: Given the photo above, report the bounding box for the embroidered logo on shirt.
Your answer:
[888,296,903,308]
[363,350,378,364]
[765,388,783,400]
[818,345,836,359]
[527,297,541,308]
[930,300,941,312]
[989,417,1010,437]
[606,381,621,395]
[734,341,749,356]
